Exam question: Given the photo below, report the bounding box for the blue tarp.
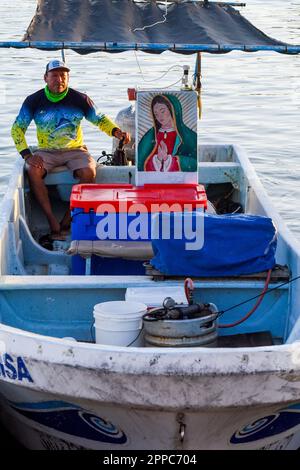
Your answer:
[151,213,277,277]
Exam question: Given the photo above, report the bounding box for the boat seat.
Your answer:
[25,163,135,202]
[44,165,79,186]
[23,162,79,200]
[41,165,79,201]
[49,165,69,173]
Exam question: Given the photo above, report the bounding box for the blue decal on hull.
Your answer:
[10,400,127,444]
[231,403,300,444]
[0,354,33,383]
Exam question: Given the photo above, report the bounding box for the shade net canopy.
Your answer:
[23,0,296,54]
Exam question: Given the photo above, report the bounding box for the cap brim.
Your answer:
[48,67,70,72]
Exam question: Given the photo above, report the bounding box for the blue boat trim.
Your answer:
[0,41,299,54]
[9,400,127,444]
[230,402,300,444]
[9,400,80,411]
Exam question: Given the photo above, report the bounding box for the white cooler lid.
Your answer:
[125,286,188,307]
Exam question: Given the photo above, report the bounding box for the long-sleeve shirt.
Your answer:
[11,87,118,158]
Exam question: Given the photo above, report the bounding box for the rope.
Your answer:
[134,52,182,83]
[132,0,169,32]
[216,271,300,318]
[159,78,182,89]
[183,271,300,328]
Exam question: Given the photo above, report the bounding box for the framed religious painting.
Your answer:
[136,90,198,185]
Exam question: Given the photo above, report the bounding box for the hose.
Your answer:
[218,269,272,329]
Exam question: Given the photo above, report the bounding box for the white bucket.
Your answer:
[93,301,147,347]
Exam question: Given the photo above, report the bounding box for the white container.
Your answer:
[93,301,147,347]
[125,287,188,308]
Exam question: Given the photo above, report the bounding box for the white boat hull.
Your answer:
[1,323,300,450]
[2,387,300,451]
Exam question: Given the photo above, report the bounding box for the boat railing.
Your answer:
[0,41,299,54]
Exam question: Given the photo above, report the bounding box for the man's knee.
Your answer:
[75,167,96,182]
[27,165,46,180]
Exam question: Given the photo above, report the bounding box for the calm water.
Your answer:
[0,0,299,450]
[0,0,300,235]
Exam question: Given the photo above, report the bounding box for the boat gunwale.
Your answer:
[1,319,300,411]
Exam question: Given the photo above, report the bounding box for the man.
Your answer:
[11,60,130,240]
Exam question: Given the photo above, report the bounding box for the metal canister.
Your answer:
[143,303,218,348]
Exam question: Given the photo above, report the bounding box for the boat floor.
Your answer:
[217,331,274,347]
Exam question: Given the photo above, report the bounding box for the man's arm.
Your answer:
[84,96,130,143]
[11,97,34,160]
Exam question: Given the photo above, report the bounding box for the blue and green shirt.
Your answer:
[11,87,118,157]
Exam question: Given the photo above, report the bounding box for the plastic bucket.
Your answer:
[93,301,147,347]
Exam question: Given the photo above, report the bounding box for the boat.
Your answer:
[1,0,300,451]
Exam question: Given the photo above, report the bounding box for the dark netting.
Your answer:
[23,0,291,54]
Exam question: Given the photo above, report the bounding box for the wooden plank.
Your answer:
[146,264,290,282]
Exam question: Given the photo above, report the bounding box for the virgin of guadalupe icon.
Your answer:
[138,94,197,172]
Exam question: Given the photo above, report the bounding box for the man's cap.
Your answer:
[45,60,70,73]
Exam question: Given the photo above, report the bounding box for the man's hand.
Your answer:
[114,129,131,145]
[26,154,45,170]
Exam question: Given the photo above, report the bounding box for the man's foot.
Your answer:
[39,234,54,250]
[50,231,67,241]
[39,232,67,251]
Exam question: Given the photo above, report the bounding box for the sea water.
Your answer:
[0,0,299,447]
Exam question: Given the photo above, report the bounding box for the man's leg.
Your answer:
[27,165,61,234]
[60,167,96,232]
[75,167,97,183]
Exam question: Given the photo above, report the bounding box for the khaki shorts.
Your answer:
[32,147,96,174]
